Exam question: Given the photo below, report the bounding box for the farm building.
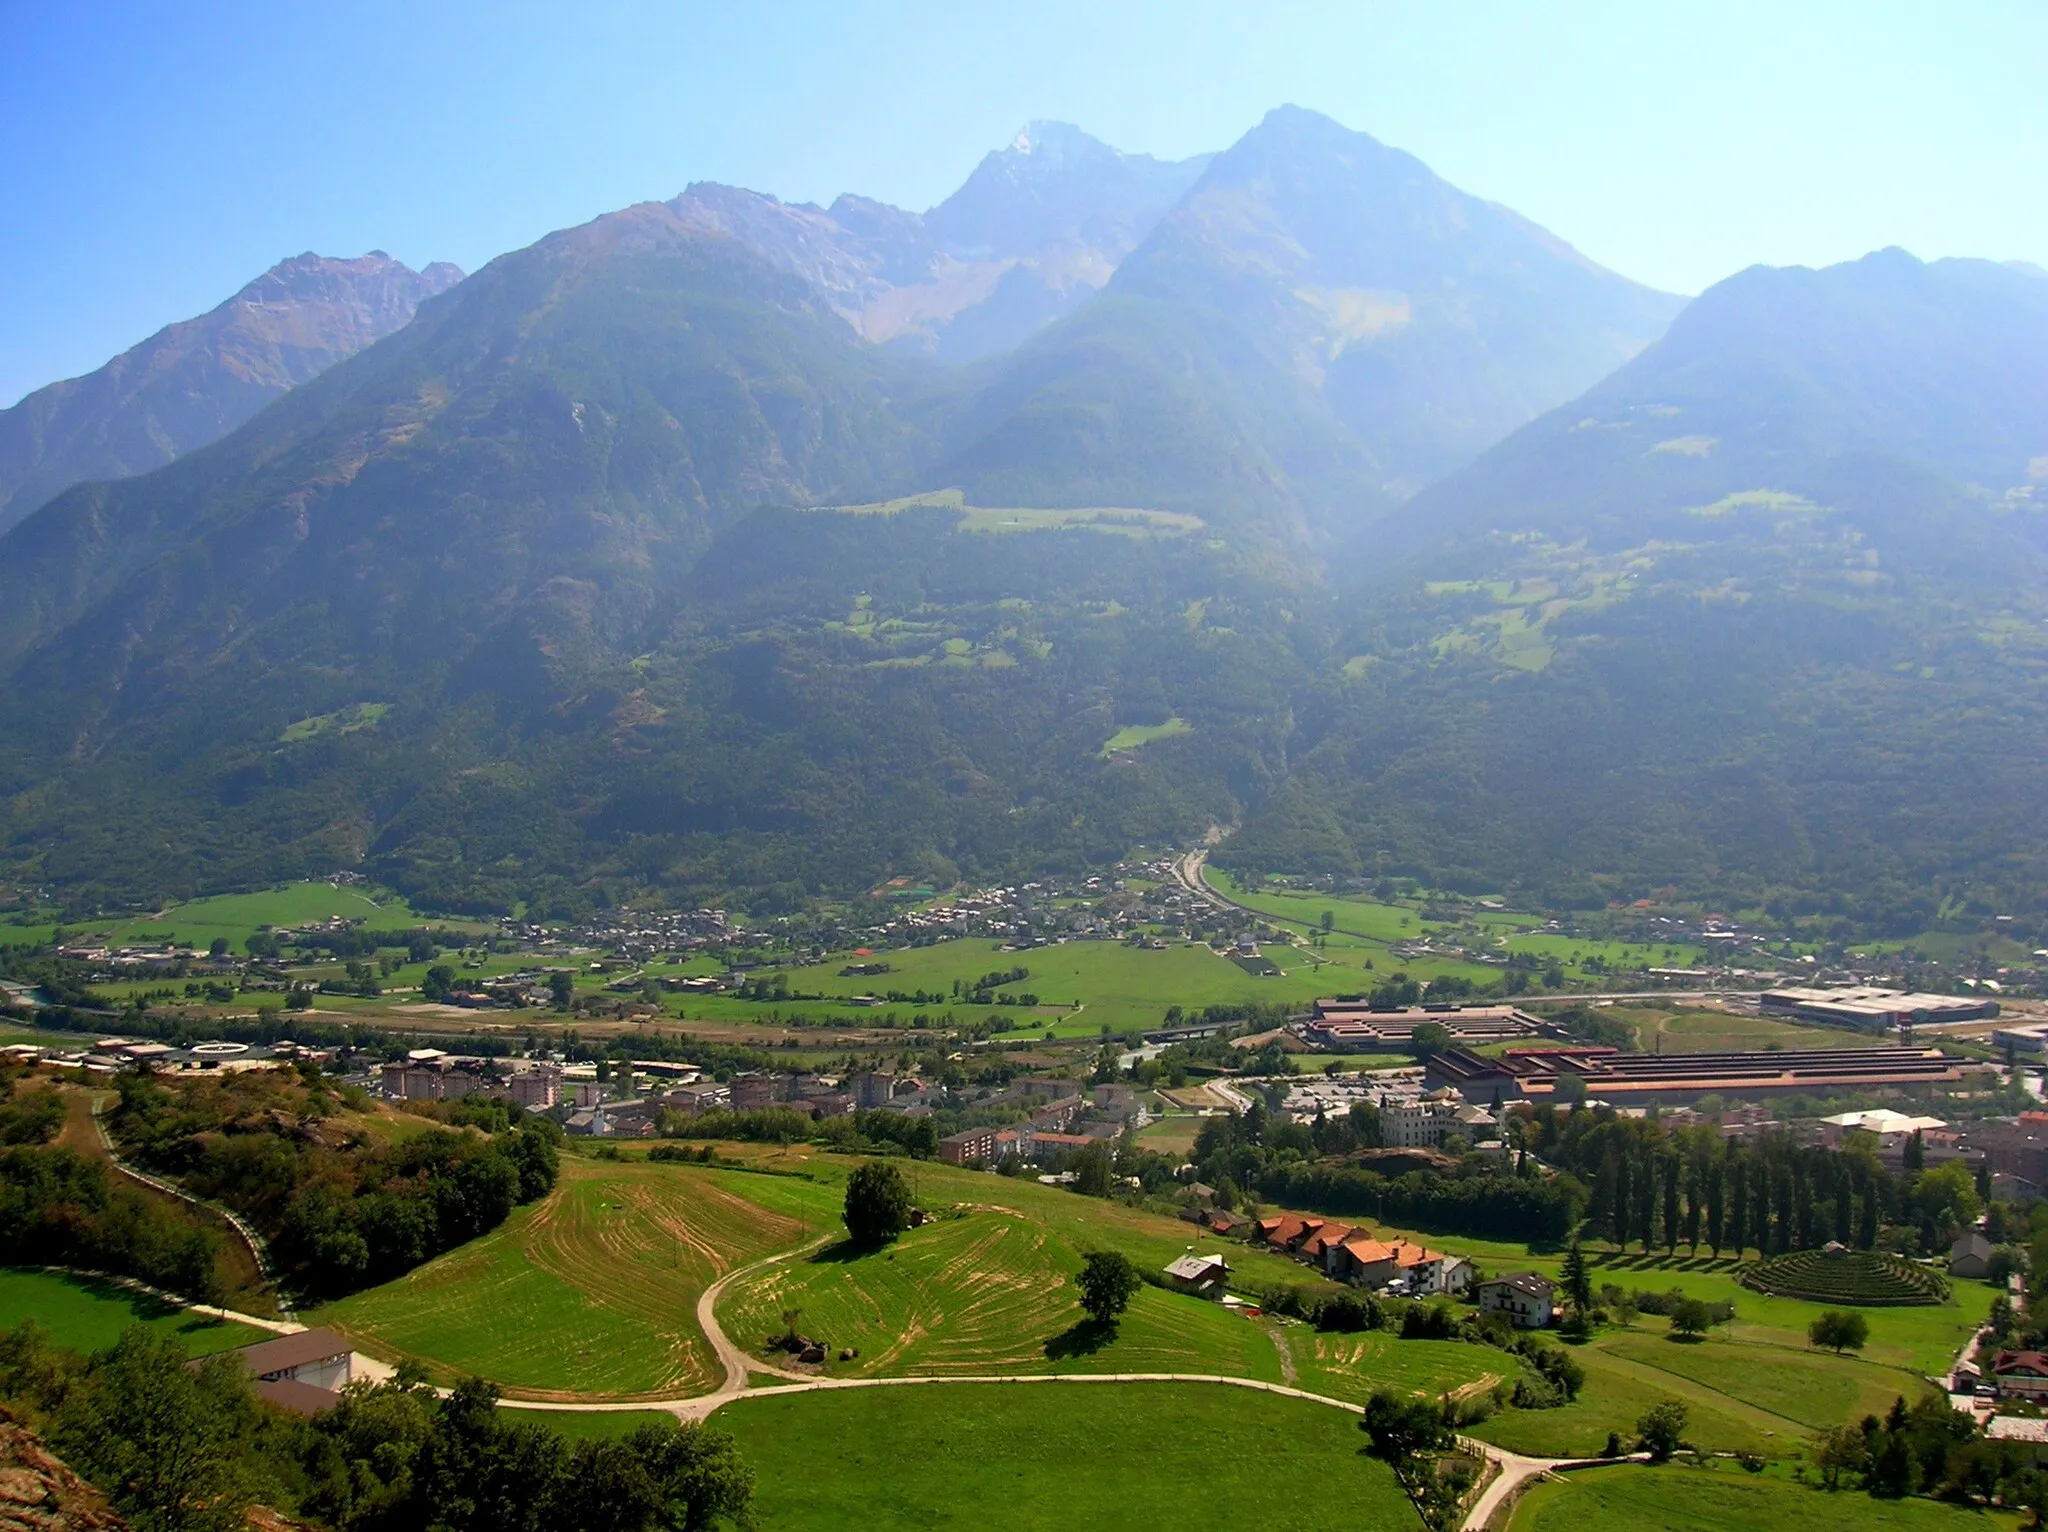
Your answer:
[206,1328,359,1415]
[1477,1273,1556,1329]
[1987,1417,2048,1463]
[1951,1233,1996,1279]
[1163,1253,1231,1298]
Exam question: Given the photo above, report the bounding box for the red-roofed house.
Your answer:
[1994,1350,2048,1399]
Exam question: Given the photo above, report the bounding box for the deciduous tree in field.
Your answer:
[1075,1250,1141,1326]
[1635,1399,1687,1462]
[1808,1309,1870,1354]
[842,1159,913,1249]
[1667,1297,1712,1339]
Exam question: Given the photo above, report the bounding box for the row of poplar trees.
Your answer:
[1531,1107,1908,1258]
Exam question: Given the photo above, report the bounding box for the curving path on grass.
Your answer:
[482,1228,1643,1529]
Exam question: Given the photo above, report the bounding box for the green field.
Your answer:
[1506,1462,2019,1532]
[658,936,1368,1038]
[1598,1006,1864,1053]
[63,883,459,951]
[1286,1326,1514,1406]
[817,489,1205,539]
[715,1209,1284,1381]
[1101,717,1192,754]
[316,1159,841,1400]
[1205,869,1722,987]
[497,1407,680,1442]
[714,1381,1421,1530]
[318,1147,1331,1401]
[0,1268,264,1358]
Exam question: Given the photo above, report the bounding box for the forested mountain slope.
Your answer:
[0,252,461,535]
[1220,250,2048,930]
[22,122,2044,929]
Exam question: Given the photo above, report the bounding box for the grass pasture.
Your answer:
[69,882,455,951]
[1288,1327,1513,1407]
[714,1380,1421,1531]
[1599,1005,1867,1054]
[816,488,1204,539]
[0,1268,263,1358]
[1505,1461,2018,1532]
[316,1159,837,1400]
[715,1210,1284,1381]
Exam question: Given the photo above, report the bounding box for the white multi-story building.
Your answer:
[1380,1094,1459,1148]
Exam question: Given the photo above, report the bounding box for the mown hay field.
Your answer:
[716,1210,1285,1381]
[1286,1328,1514,1406]
[316,1160,837,1399]
[1506,1462,2019,1532]
[716,1380,1422,1531]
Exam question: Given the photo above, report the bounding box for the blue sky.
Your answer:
[3,0,2044,406]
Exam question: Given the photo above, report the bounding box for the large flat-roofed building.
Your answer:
[1427,1043,1965,1106]
[1299,1001,1541,1051]
[1760,986,1998,1030]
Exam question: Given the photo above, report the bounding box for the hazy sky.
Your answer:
[4,0,2045,405]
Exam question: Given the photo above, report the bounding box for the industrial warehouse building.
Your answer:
[1297,1000,1543,1050]
[1760,986,1999,1030]
[1425,1043,1967,1106]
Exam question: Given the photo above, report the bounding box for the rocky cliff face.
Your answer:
[0,1414,127,1531]
[667,122,1207,363]
[0,252,463,533]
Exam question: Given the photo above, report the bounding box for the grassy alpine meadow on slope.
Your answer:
[0,1268,264,1358]
[1504,1461,2021,1532]
[314,1158,839,1400]
[714,1209,1285,1381]
[714,1380,1422,1531]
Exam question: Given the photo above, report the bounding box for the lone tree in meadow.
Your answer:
[1076,1250,1143,1326]
[1636,1399,1688,1462]
[1809,1309,1870,1355]
[842,1159,913,1250]
[1668,1297,1712,1340]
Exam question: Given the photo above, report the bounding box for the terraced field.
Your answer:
[1741,1249,1949,1305]
[715,1210,1284,1381]
[317,1160,836,1399]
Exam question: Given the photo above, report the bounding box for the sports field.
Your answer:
[1505,1462,2020,1532]
[0,1268,264,1358]
[715,1380,1422,1530]
[315,1159,839,1399]
[715,1210,1284,1381]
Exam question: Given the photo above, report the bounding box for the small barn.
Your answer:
[1163,1252,1231,1299]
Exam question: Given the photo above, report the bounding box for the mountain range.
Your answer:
[2,107,2044,931]
[0,252,462,536]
